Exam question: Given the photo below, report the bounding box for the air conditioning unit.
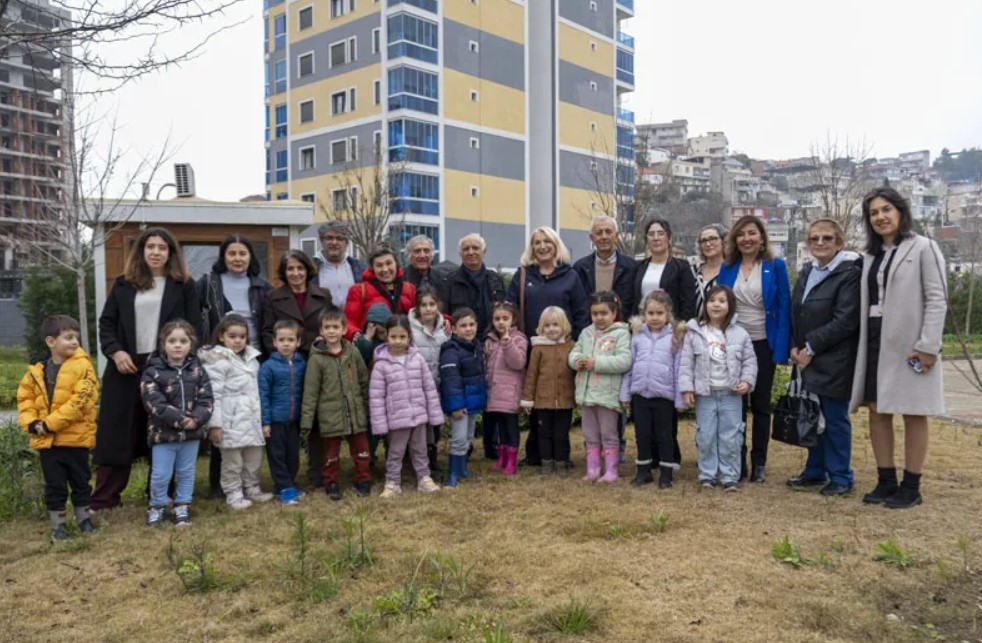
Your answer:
[174,163,196,197]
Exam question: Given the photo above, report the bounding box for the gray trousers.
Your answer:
[220,445,263,497]
[386,425,430,484]
[449,413,477,456]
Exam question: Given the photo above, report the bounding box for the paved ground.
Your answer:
[941,358,982,425]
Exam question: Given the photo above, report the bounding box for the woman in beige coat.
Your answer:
[850,187,947,509]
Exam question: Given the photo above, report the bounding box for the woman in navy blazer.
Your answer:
[717,216,790,482]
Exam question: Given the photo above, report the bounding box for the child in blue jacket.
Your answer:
[439,307,487,487]
[259,320,307,505]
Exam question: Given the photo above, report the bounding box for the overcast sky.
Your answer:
[97,0,982,201]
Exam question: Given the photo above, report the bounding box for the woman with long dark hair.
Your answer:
[632,218,697,321]
[91,227,201,511]
[197,235,271,353]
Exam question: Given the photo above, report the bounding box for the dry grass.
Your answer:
[2,413,981,642]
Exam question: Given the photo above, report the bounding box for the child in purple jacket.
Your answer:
[483,301,528,476]
[620,291,685,489]
[369,315,445,498]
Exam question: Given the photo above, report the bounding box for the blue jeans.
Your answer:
[150,441,199,507]
[695,390,744,484]
[802,396,853,486]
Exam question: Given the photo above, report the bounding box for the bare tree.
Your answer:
[316,142,408,260]
[804,133,874,242]
[958,190,982,334]
[576,140,643,256]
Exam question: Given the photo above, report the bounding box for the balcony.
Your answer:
[616,107,634,124]
[387,0,437,12]
[616,68,635,87]
[616,49,634,89]
[616,0,634,17]
[616,31,634,50]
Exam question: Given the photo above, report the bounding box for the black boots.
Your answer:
[631,463,653,486]
[862,467,899,504]
[658,465,674,489]
[749,465,766,483]
[863,468,922,509]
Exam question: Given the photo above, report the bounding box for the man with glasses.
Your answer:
[312,221,367,305]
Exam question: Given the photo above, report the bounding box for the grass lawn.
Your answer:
[1,415,981,642]
[0,346,27,410]
[943,334,982,357]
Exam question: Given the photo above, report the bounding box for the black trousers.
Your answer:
[631,395,675,465]
[266,421,300,493]
[307,418,326,486]
[481,411,500,457]
[524,410,541,464]
[40,447,91,511]
[743,339,775,470]
[536,409,572,463]
[484,412,519,449]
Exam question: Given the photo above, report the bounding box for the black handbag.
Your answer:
[771,366,822,448]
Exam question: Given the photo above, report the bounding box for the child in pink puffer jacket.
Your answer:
[369,315,445,498]
[483,301,528,476]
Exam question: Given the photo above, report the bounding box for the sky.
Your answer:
[94,0,982,201]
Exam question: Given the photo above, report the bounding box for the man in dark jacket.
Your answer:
[403,234,450,294]
[443,233,505,336]
[573,215,638,320]
[311,221,366,305]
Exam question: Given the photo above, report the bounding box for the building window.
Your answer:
[299,146,315,170]
[470,90,479,102]
[275,149,288,182]
[331,139,348,164]
[390,172,440,215]
[349,136,358,161]
[277,193,289,200]
[298,6,313,30]
[589,1,597,11]
[373,130,383,156]
[275,104,287,137]
[373,79,381,105]
[349,87,356,111]
[372,28,380,54]
[589,80,597,92]
[274,14,286,50]
[387,13,439,64]
[590,121,597,132]
[331,88,356,114]
[469,40,479,53]
[470,186,479,197]
[298,52,314,77]
[388,118,438,165]
[330,0,348,18]
[388,66,438,114]
[274,60,286,93]
[299,100,314,123]
[391,223,440,260]
[330,40,348,67]
[469,137,479,149]
[331,187,356,211]
[590,41,597,51]
[300,193,316,203]
[348,36,357,61]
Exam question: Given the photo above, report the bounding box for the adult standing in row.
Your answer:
[692,224,726,318]
[263,250,333,488]
[196,235,272,498]
[344,246,416,341]
[850,187,947,509]
[507,226,589,466]
[632,218,697,321]
[788,219,861,496]
[91,227,201,511]
[718,216,791,482]
[444,234,505,337]
[403,235,450,295]
[311,221,366,306]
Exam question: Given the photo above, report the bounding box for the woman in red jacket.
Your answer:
[344,246,416,340]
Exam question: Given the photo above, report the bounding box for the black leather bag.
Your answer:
[771,366,822,448]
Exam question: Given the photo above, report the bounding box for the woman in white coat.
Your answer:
[850,187,947,509]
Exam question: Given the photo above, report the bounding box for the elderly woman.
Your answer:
[631,218,697,321]
[91,227,201,511]
[717,216,791,482]
[850,187,947,509]
[692,224,726,318]
[343,246,416,340]
[787,219,861,496]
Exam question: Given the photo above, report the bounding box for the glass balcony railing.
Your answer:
[616,0,634,12]
[617,145,634,161]
[617,69,635,85]
[617,31,634,49]
[388,0,437,13]
[616,107,634,123]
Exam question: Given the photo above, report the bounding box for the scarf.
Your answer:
[368,277,404,313]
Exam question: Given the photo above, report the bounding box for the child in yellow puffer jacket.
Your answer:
[17,315,99,541]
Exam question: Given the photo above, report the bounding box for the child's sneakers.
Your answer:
[77,518,97,533]
[354,482,372,498]
[723,482,740,493]
[226,493,253,511]
[244,487,274,503]
[173,504,192,527]
[379,482,402,499]
[326,482,343,501]
[50,524,72,541]
[146,506,166,526]
[279,487,301,505]
[417,476,440,493]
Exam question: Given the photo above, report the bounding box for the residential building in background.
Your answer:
[687,131,728,158]
[635,118,687,156]
[0,0,73,345]
[263,0,636,266]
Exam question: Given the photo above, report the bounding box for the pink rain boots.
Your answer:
[582,447,602,482]
[599,448,620,483]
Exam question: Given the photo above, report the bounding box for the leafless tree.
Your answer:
[576,140,644,256]
[804,133,875,242]
[316,142,409,260]
[958,193,982,334]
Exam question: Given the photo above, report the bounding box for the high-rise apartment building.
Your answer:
[264,0,635,265]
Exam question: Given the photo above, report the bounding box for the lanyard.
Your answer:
[871,246,896,317]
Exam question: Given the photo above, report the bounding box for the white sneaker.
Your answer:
[244,487,274,503]
[379,482,402,499]
[417,476,440,493]
[227,494,253,511]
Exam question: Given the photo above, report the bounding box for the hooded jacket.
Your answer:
[619,322,684,409]
[520,336,576,410]
[409,308,450,386]
[18,347,99,450]
[439,334,487,415]
[568,321,632,410]
[198,344,264,448]
[369,345,444,435]
[140,352,214,446]
[343,267,416,340]
[678,318,758,397]
[258,350,307,425]
[301,337,369,438]
[483,328,528,414]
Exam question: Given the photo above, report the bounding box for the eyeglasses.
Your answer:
[321,235,347,242]
[646,230,667,238]
[808,235,836,245]
[699,236,720,245]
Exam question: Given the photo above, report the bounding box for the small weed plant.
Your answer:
[278,513,339,602]
[606,523,631,539]
[429,551,473,597]
[483,620,511,643]
[0,421,44,521]
[165,536,228,594]
[374,556,440,620]
[543,598,600,635]
[874,538,916,570]
[329,504,374,572]
[647,509,670,534]
[770,535,835,569]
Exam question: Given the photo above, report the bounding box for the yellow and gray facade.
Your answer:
[264,0,635,265]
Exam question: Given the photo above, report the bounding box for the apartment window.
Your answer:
[469,137,479,149]
[331,88,356,114]
[349,136,358,160]
[590,121,597,132]
[470,186,479,197]
[298,6,313,30]
[330,0,347,18]
[277,193,289,201]
[373,79,381,105]
[348,36,357,61]
[388,118,438,165]
[298,52,314,77]
[590,41,597,51]
[300,193,315,203]
[469,40,479,53]
[265,150,270,184]
[387,13,439,64]
[330,40,347,67]
[469,90,479,102]
[264,106,270,141]
[349,87,356,110]
[274,14,286,49]
[331,188,347,211]
[275,104,287,137]
[388,66,438,114]
[275,150,288,182]
[372,28,380,54]
[299,146,315,170]
[299,99,314,123]
[373,130,383,156]
[331,139,348,164]
[589,80,597,92]
[390,172,440,215]
[589,1,597,11]
[390,223,440,260]
[274,60,286,93]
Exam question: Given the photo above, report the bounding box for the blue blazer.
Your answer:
[717,258,791,364]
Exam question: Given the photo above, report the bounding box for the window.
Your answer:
[299,146,315,170]
[373,79,381,105]
[388,66,438,114]
[331,89,355,115]
[299,99,314,123]
[298,6,313,30]
[391,223,440,260]
[387,13,439,63]
[388,118,438,165]
[349,136,358,161]
[274,60,286,93]
[590,41,597,51]
[275,104,287,137]
[329,41,345,67]
[590,121,597,132]
[589,1,597,11]
[589,80,597,92]
[331,139,348,164]
[265,150,270,184]
[277,193,289,201]
[275,150,288,182]
[390,172,439,215]
[297,52,314,76]
[470,186,479,197]
[469,40,479,53]
[274,14,286,49]
[469,137,479,149]
[372,28,380,54]
[348,37,357,61]
[349,87,356,110]
[300,193,315,203]
[331,187,348,211]
[330,0,344,18]
[469,90,479,102]
[373,130,383,156]
[264,106,270,141]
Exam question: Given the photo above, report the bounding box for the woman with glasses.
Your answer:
[717,216,791,482]
[692,224,726,318]
[787,219,861,497]
[631,218,697,320]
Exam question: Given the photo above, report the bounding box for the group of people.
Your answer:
[17,186,947,541]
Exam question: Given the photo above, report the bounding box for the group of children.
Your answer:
[18,281,758,540]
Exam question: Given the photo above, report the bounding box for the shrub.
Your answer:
[874,538,916,570]
[18,265,96,362]
[0,421,44,521]
[542,598,601,635]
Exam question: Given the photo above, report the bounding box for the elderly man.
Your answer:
[443,233,505,335]
[311,221,367,305]
[573,215,637,320]
[403,234,450,293]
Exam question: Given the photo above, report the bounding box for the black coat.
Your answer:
[632,256,697,321]
[443,266,505,336]
[196,271,272,349]
[404,264,451,294]
[572,252,638,320]
[261,284,333,358]
[790,255,862,399]
[93,276,202,467]
[505,264,590,339]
